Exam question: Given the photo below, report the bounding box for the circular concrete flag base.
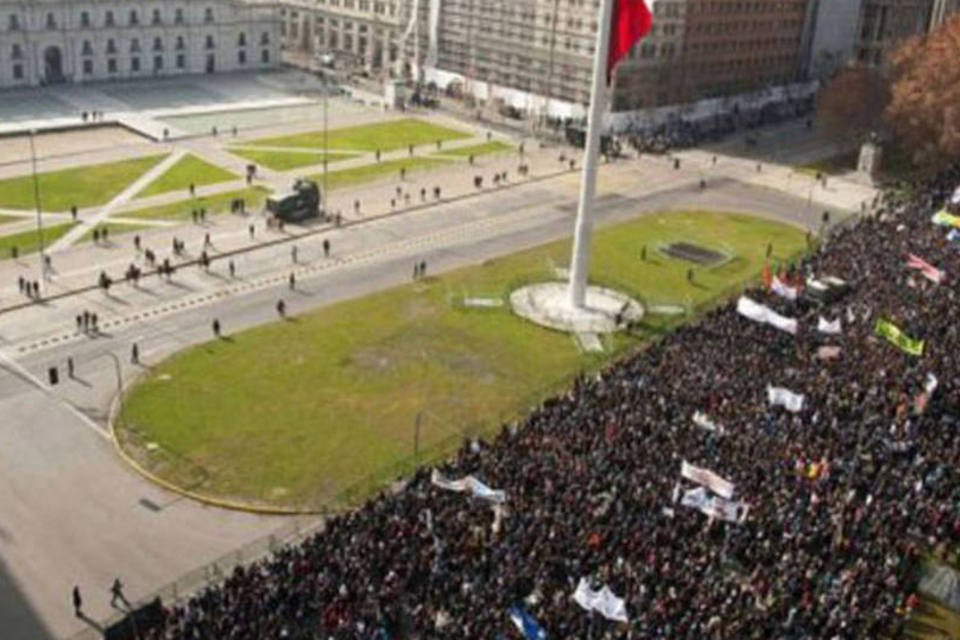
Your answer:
[510,282,644,334]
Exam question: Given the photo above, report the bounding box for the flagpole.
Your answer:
[568,0,615,308]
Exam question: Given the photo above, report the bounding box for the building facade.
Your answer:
[616,0,808,111]
[0,0,281,88]
[802,0,863,79]
[279,0,403,73]
[930,0,960,29]
[855,0,933,65]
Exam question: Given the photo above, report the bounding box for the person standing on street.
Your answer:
[72,585,82,617]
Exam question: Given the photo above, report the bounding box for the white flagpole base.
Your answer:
[510,282,644,334]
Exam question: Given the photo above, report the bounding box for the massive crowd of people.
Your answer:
[145,166,959,639]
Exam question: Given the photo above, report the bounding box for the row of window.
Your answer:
[9,33,269,60]
[7,49,270,80]
[7,7,217,31]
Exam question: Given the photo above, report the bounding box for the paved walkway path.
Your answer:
[48,150,187,253]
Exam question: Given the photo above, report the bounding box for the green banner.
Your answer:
[932,210,960,229]
[875,319,925,356]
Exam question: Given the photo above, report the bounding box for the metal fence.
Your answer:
[68,516,326,640]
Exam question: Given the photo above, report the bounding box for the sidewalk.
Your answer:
[0,143,570,312]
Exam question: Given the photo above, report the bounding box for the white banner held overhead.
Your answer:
[680,460,735,499]
[431,469,506,503]
[692,411,725,435]
[680,487,750,524]
[767,385,805,412]
[572,578,629,623]
[817,316,842,335]
[736,296,798,335]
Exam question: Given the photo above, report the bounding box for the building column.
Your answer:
[364,24,375,70]
[381,32,391,70]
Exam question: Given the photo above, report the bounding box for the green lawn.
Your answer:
[0,223,76,260]
[119,210,807,511]
[245,118,473,153]
[120,187,269,222]
[228,148,359,172]
[309,157,451,192]
[437,141,515,158]
[136,154,237,199]
[0,155,166,211]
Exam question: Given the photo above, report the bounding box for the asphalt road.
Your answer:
[0,153,869,639]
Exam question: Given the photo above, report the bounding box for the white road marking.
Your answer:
[0,349,112,441]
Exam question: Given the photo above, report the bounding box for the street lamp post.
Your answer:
[323,76,329,212]
[28,130,49,284]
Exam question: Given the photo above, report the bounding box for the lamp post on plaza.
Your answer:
[323,74,329,207]
[29,129,49,284]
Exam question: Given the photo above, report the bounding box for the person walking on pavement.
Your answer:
[212,319,221,338]
[291,245,298,264]
[228,260,236,278]
[288,272,296,290]
[276,299,286,318]
[67,357,75,379]
[323,239,330,258]
[419,260,427,278]
[110,578,125,608]
[131,343,139,365]
[72,585,82,617]
[249,223,255,240]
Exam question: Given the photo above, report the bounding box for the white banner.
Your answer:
[736,296,797,335]
[572,578,629,623]
[771,276,798,301]
[681,460,735,499]
[431,469,506,503]
[692,411,725,435]
[817,316,842,335]
[767,385,805,412]
[680,487,750,524]
[925,373,939,395]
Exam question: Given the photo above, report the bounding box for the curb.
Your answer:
[105,362,330,516]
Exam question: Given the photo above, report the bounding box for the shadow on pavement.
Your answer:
[0,558,54,640]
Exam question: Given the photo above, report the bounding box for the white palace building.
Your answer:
[0,0,281,87]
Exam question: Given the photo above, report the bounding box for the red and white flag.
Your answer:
[771,276,799,301]
[607,0,653,83]
[906,253,944,284]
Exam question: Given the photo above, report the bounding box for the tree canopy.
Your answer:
[885,14,960,171]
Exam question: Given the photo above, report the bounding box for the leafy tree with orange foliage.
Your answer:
[885,15,960,171]
[817,65,889,143]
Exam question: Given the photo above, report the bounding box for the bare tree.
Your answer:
[817,65,889,143]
